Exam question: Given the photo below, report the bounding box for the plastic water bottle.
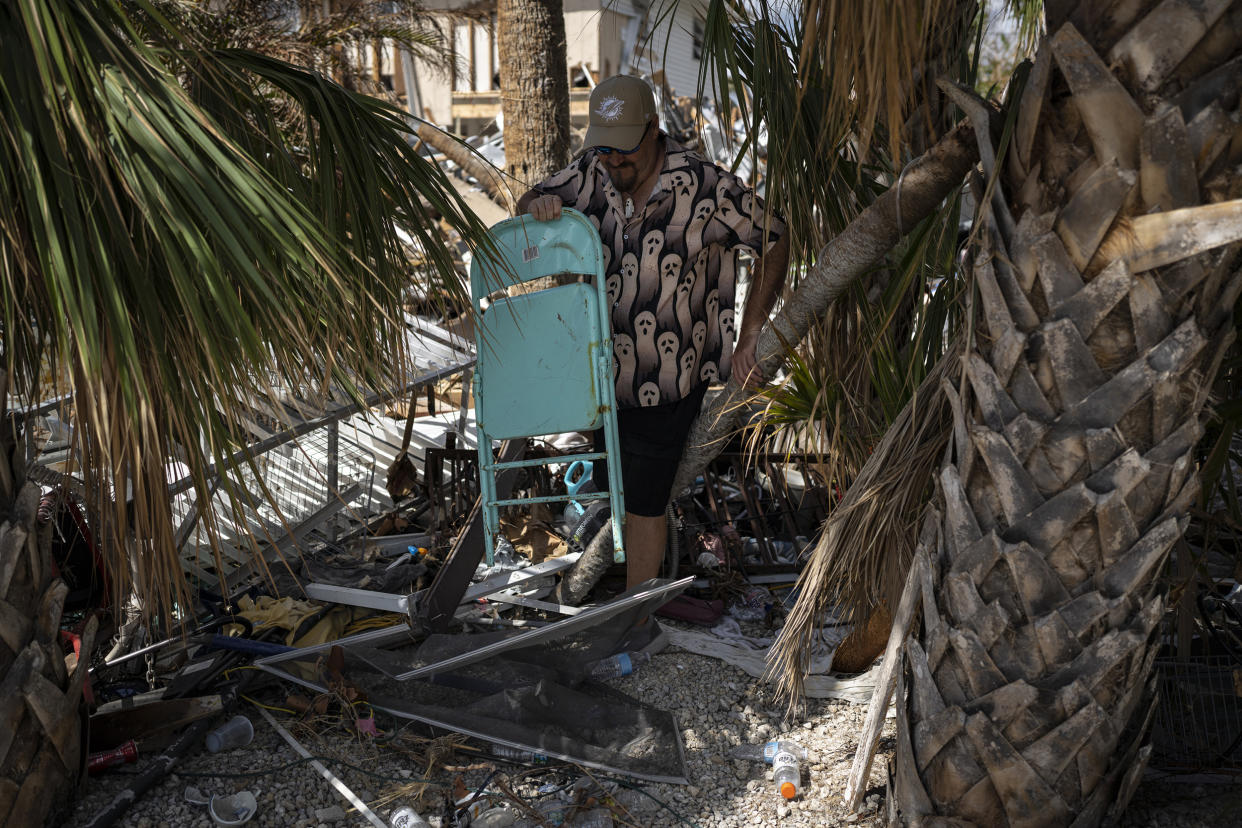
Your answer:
[772,745,802,800]
[490,744,549,763]
[589,650,650,680]
[389,805,431,827]
[730,740,809,764]
[472,807,518,827]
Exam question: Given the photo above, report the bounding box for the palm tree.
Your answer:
[498,0,572,188]
[0,1,492,824]
[877,7,1242,822]
[676,1,1242,824]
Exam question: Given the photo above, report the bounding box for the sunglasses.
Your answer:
[596,122,651,155]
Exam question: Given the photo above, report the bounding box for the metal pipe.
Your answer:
[257,707,388,828]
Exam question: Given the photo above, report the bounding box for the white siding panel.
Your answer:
[453,22,471,91]
[473,23,492,90]
[656,0,709,97]
[564,9,602,78]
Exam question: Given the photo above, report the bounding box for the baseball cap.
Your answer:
[583,75,657,152]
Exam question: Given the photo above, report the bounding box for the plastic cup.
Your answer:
[209,791,257,825]
[205,715,254,753]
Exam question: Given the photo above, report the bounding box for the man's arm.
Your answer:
[516,188,564,221]
[732,231,790,388]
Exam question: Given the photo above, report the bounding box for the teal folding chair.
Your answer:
[469,208,625,566]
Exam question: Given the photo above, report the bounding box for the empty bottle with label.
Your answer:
[588,650,650,680]
[490,744,549,763]
[729,739,809,764]
[772,745,803,800]
[389,805,431,827]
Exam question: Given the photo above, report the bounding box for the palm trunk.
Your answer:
[497,0,571,295]
[497,0,570,189]
[892,5,1242,824]
[415,121,515,213]
[0,387,97,827]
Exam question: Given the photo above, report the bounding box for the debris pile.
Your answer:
[33,366,839,825]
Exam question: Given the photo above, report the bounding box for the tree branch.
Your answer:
[671,122,979,493]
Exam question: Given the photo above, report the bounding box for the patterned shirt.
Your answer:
[534,134,786,408]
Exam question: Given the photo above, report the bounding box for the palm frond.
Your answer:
[768,342,961,706]
[697,0,887,259]
[797,0,975,162]
[1,0,494,622]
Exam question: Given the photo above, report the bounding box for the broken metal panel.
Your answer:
[455,551,581,602]
[304,583,413,616]
[416,439,526,632]
[259,663,689,785]
[168,315,477,587]
[20,314,477,591]
[257,578,692,785]
[258,577,691,681]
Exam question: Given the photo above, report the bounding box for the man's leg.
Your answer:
[625,510,666,588]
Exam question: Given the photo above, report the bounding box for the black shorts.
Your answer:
[593,383,708,517]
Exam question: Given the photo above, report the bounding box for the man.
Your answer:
[516,75,789,599]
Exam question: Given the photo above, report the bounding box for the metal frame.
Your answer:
[303,550,582,620]
[256,665,689,785]
[255,577,693,785]
[17,315,477,589]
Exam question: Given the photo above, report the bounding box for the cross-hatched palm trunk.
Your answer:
[893,5,1242,825]
[0,396,98,828]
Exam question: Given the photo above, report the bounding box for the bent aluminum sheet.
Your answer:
[300,552,583,621]
[258,660,689,785]
[256,577,692,784]
[257,576,691,681]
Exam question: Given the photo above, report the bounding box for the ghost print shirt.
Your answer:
[533,134,786,409]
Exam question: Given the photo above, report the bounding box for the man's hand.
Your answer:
[525,193,563,221]
[732,329,764,388]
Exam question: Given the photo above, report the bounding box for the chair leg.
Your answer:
[476,423,500,565]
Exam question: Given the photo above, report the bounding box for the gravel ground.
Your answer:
[65,619,1242,828]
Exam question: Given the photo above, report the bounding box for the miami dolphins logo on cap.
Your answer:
[595,96,624,121]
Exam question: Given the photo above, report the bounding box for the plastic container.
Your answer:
[772,746,802,800]
[473,807,517,827]
[729,739,809,764]
[208,791,258,825]
[728,584,774,621]
[491,744,550,763]
[87,740,138,774]
[562,460,594,525]
[589,650,650,680]
[389,805,431,828]
[205,715,254,753]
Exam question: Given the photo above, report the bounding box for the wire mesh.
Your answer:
[173,426,378,587]
[1152,655,1242,771]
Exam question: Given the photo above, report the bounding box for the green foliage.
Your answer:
[696,0,972,480]
[975,1,1042,96]
[700,0,885,259]
[0,0,490,615]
